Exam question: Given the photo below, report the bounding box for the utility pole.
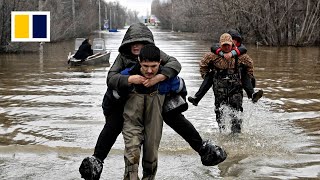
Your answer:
[72,0,75,36]
[38,0,45,72]
[98,0,101,31]
[98,0,101,37]
[171,1,174,32]
[110,5,112,30]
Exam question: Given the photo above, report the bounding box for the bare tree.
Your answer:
[126,9,140,25]
[105,1,127,29]
[152,0,320,46]
[0,0,38,52]
[296,0,320,45]
[152,0,172,29]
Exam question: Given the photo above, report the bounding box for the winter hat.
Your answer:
[220,33,233,46]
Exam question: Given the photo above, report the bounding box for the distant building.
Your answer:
[144,15,160,26]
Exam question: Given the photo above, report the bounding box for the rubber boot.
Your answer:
[79,156,103,180]
[198,140,227,166]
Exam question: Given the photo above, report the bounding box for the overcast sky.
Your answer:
[104,0,153,17]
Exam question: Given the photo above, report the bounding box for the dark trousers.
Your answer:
[93,106,124,161]
[194,72,213,100]
[194,71,255,101]
[94,95,203,161]
[241,70,255,98]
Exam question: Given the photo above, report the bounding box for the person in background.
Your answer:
[199,33,256,133]
[188,29,263,106]
[73,38,93,60]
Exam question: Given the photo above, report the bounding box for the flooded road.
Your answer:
[0,27,320,179]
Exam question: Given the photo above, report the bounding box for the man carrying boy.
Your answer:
[199,33,256,133]
[188,29,263,106]
[120,44,187,179]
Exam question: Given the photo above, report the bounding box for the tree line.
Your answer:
[152,0,320,46]
[2,0,317,52]
[0,0,139,53]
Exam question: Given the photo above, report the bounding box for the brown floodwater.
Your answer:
[0,27,319,179]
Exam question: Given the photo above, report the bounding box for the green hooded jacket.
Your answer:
[107,23,181,92]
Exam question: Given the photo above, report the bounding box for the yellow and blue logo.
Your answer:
[11,11,50,42]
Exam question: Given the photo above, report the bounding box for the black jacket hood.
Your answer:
[227,29,243,42]
[119,23,155,55]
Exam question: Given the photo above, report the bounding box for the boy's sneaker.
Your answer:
[187,96,199,106]
[252,89,263,103]
[79,156,103,180]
